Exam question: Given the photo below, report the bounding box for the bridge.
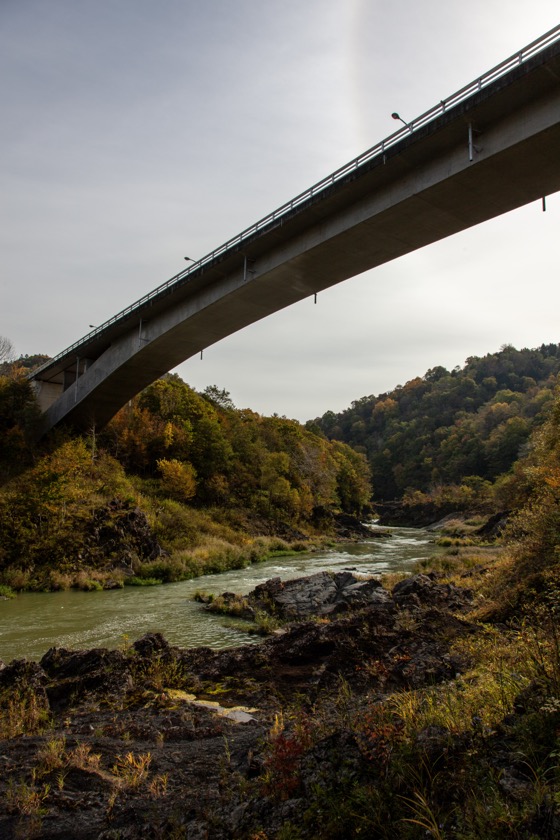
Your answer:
[31,25,560,433]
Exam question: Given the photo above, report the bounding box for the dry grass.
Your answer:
[0,688,51,739]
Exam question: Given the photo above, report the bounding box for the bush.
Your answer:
[135,556,187,584]
[126,576,163,586]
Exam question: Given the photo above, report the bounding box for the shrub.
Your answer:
[126,576,163,586]
[0,568,31,591]
[135,556,187,583]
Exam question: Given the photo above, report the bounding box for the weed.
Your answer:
[36,737,66,775]
[74,572,103,591]
[131,654,188,692]
[261,711,312,800]
[0,687,51,738]
[47,570,73,590]
[394,607,419,632]
[193,589,211,602]
[250,609,284,635]
[149,772,169,797]
[204,592,251,617]
[355,703,404,765]
[0,567,31,590]
[380,571,408,591]
[518,593,560,695]
[6,776,50,816]
[67,741,102,769]
[400,790,448,840]
[112,751,152,788]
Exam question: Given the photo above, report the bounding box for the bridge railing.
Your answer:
[34,23,560,377]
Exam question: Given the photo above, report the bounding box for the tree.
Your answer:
[202,385,235,411]
[0,370,42,476]
[0,336,14,364]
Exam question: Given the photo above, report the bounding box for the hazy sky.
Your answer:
[2,1,559,421]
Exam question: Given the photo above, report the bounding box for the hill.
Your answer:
[0,371,371,592]
[313,343,560,502]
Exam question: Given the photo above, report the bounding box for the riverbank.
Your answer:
[0,502,378,597]
[1,543,559,839]
[0,525,439,662]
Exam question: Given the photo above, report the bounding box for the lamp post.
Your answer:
[391,112,411,130]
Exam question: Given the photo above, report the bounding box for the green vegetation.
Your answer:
[314,343,560,503]
[0,367,370,591]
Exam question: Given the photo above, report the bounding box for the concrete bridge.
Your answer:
[31,25,560,433]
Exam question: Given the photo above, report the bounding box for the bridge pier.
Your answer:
[31,380,64,413]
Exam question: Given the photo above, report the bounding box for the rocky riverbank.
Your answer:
[1,568,559,838]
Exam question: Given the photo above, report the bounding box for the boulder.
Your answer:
[133,631,173,658]
[40,646,131,710]
[85,497,163,568]
[0,658,47,691]
[249,571,390,619]
[392,573,473,612]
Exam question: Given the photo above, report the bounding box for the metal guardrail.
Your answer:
[35,23,560,377]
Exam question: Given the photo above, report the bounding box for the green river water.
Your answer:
[0,525,440,663]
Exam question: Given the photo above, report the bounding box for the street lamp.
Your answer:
[391,112,411,129]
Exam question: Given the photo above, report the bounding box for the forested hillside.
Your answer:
[313,343,560,501]
[0,369,370,591]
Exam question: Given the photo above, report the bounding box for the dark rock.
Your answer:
[392,573,473,612]
[61,765,116,794]
[475,510,510,538]
[249,571,390,619]
[311,506,383,539]
[0,658,48,690]
[85,498,163,568]
[40,647,131,710]
[414,724,453,755]
[132,632,172,658]
[333,512,379,539]
[0,660,51,726]
[0,577,485,840]
[40,646,127,679]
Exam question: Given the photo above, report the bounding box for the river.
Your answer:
[0,525,440,663]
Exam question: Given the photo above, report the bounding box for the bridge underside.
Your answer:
[33,44,560,432]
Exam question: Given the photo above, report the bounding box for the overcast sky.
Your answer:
[2,1,559,422]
